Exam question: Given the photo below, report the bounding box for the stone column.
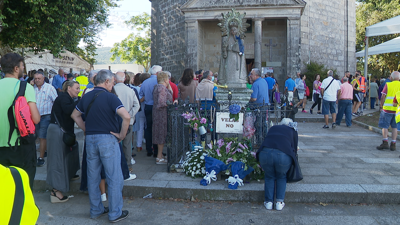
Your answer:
[287,17,301,79]
[186,20,199,70]
[254,18,263,71]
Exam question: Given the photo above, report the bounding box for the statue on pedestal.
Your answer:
[218,9,250,88]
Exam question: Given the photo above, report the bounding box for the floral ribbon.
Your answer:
[226,175,244,187]
[203,170,217,184]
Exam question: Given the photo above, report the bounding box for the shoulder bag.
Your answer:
[53,112,76,147]
[286,154,303,183]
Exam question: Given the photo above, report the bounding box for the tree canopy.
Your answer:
[356,0,400,76]
[0,0,118,64]
[110,12,151,72]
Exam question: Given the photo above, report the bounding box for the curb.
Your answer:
[352,120,400,141]
[32,178,400,204]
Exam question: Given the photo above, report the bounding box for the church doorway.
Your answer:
[246,59,254,75]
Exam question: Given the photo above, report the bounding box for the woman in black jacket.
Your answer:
[46,80,80,203]
[257,118,298,211]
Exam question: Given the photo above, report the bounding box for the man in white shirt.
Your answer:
[33,71,58,166]
[321,70,341,129]
[114,71,140,175]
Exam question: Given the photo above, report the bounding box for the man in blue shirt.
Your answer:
[285,76,296,103]
[265,72,276,108]
[139,65,162,157]
[52,68,65,93]
[71,69,131,222]
[250,68,269,105]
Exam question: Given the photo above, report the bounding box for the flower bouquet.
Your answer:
[229,104,241,122]
[182,148,207,178]
[181,111,208,135]
[205,138,264,180]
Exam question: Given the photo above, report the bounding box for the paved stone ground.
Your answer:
[34,192,400,225]
[33,100,399,203]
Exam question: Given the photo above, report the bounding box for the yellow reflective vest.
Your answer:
[395,91,400,123]
[0,165,39,225]
[383,81,400,112]
[75,75,89,97]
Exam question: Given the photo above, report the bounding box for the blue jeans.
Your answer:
[370,97,376,109]
[322,100,336,115]
[86,134,123,221]
[259,148,292,202]
[336,100,352,126]
[35,114,51,139]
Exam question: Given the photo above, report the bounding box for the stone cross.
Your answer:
[265,39,277,62]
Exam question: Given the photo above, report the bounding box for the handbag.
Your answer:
[305,86,310,97]
[53,112,76,147]
[286,154,303,183]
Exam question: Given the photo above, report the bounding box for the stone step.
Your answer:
[32,175,400,204]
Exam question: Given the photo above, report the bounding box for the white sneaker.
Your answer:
[101,193,107,202]
[264,201,273,210]
[143,139,146,144]
[275,201,285,211]
[125,174,137,181]
[131,158,136,165]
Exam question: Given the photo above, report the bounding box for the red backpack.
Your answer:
[7,81,36,148]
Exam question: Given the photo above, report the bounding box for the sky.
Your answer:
[98,0,151,48]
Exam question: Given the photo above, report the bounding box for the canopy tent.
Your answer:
[365,15,400,37]
[24,50,90,73]
[355,36,400,57]
[357,15,400,78]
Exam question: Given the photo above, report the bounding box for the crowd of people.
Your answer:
[2,49,400,220]
[0,52,229,222]
[282,70,383,128]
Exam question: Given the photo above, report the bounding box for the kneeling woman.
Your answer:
[46,80,81,203]
[256,118,298,211]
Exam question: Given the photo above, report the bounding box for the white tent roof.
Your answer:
[366,15,400,37]
[356,36,400,57]
[24,50,90,73]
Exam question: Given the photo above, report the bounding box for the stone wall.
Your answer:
[150,0,187,78]
[300,0,356,77]
[151,0,356,80]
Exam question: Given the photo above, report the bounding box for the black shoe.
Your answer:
[322,125,329,129]
[71,175,80,181]
[102,207,109,216]
[332,123,336,129]
[310,109,313,114]
[37,157,45,167]
[147,153,153,157]
[110,210,129,223]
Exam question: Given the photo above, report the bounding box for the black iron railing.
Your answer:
[166,92,296,171]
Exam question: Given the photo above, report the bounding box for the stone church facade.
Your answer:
[150,0,356,87]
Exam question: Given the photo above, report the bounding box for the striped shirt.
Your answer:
[34,82,58,115]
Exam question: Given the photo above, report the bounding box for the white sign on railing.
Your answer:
[216,112,243,134]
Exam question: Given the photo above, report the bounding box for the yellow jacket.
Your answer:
[75,75,89,97]
[0,165,39,225]
[383,81,400,112]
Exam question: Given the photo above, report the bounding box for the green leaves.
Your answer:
[110,12,151,71]
[0,0,118,59]
[356,1,400,75]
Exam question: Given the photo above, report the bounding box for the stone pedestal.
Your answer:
[214,87,253,106]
